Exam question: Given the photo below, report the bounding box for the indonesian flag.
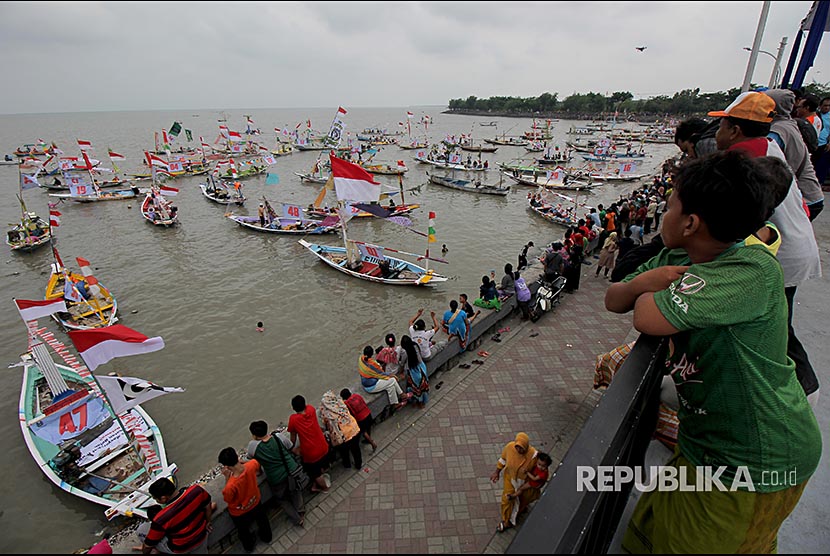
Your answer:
[144,152,169,169]
[81,150,94,170]
[229,158,238,178]
[397,160,406,169]
[95,375,184,415]
[107,149,126,161]
[14,298,67,322]
[200,136,210,149]
[159,185,179,196]
[77,139,92,151]
[338,106,347,115]
[49,209,61,227]
[228,130,243,142]
[407,111,414,118]
[67,324,165,372]
[307,119,312,129]
[162,130,170,145]
[76,256,102,297]
[330,154,380,202]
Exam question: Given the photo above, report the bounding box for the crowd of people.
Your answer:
[125,88,827,555]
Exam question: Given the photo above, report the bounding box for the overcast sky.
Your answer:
[1,1,826,114]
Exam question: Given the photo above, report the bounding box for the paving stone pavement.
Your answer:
[228,270,634,554]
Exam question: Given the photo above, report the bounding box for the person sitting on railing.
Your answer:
[605,150,821,554]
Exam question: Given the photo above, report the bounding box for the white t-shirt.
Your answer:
[409,325,435,359]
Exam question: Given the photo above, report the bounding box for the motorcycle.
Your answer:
[529,275,567,322]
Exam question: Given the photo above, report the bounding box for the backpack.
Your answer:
[795,118,819,154]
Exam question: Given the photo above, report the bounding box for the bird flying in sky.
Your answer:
[635,46,647,52]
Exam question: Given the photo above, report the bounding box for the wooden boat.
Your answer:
[536,155,574,165]
[216,160,266,180]
[141,187,178,227]
[198,179,245,205]
[45,256,118,330]
[504,171,596,191]
[413,155,488,172]
[484,137,528,147]
[15,144,51,157]
[524,144,545,153]
[580,153,646,162]
[2,155,21,165]
[586,171,648,182]
[459,144,498,153]
[295,171,330,184]
[295,142,331,151]
[7,211,52,252]
[360,162,407,175]
[427,172,510,196]
[299,240,448,286]
[48,187,138,203]
[479,121,498,127]
[18,331,175,520]
[227,198,338,234]
[527,198,579,227]
[398,142,428,150]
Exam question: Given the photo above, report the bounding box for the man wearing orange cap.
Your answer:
[708,91,821,407]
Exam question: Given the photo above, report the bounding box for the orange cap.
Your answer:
[707,92,775,123]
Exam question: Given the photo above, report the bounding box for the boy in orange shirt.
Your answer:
[219,447,272,552]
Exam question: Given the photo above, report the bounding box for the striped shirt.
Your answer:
[145,485,211,553]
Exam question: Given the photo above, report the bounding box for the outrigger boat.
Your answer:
[45,249,118,330]
[15,318,178,520]
[427,171,510,196]
[300,154,447,286]
[8,165,52,252]
[227,197,339,235]
[198,174,245,205]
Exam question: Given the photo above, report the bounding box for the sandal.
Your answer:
[459,363,472,369]
[472,359,484,365]
[498,327,510,333]
[491,335,502,342]
[477,350,490,357]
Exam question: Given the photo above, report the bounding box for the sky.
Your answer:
[0,1,827,114]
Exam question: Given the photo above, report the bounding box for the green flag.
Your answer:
[185,129,193,142]
[169,121,182,138]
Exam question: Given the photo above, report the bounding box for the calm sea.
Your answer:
[0,107,678,552]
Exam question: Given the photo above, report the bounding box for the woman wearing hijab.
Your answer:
[490,432,538,532]
[595,231,619,279]
[400,335,429,408]
[319,390,363,469]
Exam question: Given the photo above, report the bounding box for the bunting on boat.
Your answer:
[428,212,436,243]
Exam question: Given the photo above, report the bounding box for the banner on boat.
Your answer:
[30,395,109,445]
[283,204,304,220]
[70,183,93,197]
[327,106,347,147]
[357,243,385,261]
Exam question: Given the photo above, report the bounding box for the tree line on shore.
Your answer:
[447,83,830,119]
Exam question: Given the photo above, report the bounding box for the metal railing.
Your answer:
[507,334,667,554]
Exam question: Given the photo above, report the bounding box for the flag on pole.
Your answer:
[107,149,126,161]
[144,152,169,169]
[330,154,380,202]
[77,139,92,151]
[407,111,414,118]
[185,129,193,142]
[20,173,39,189]
[228,130,243,142]
[14,298,68,322]
[81,150,94,170]
[228,158,238,178]
[67,324,165,372]
[76,256,102,297]
[159,185,179,196]
[200,137,210,149]
[261,155,276,166]
[49,208,61,227]
[338,106,347,115]
[428,212,436,243]
[95,375,184,415]
[168,121,182,138]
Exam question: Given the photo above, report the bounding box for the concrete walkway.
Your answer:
[224,262,635,554]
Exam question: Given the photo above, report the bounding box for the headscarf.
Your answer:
[603,232,618,250]
[497,432,538,481]
[319,390,360,446]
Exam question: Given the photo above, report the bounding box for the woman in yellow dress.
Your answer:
[490,432,538,532]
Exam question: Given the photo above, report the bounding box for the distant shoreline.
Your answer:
[441,109,692,125]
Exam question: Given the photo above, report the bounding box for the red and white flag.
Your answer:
[67,324,165,372]
[76,256,101,296]
[81,150,94,170]
[200,136,210,149]
[107,149,126,161]
[144,151,169,169]
[397,160,407,168]
[77,139,92,151]
[338,106,348,115]
[229,157,238,178]
[330,154,380,202]
[49,209,61,227]
[228,130,243,142]
[406,111,414,118]
[159,185,179,196]
[14,298,67,322]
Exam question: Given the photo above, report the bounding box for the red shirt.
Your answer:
[287,405,329,464]
[527,465,550,488]
[344,393,371,422]
[145,484,211,553]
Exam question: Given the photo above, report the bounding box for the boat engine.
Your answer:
[50,443,83,483]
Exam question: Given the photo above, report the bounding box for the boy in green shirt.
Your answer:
[605,150,821,553]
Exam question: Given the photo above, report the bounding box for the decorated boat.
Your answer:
[140,185,179,227]
[14,316,179,520]
[459,144,498,153]
[359,162,408,175]
[198,175,245,205]
[227,197,339,234]
[8,167,53,252]
[504,170,596,191]
[413,154,488,172]
[484,136,529,147]
[45,251,118,330]
[427,172,510,196]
